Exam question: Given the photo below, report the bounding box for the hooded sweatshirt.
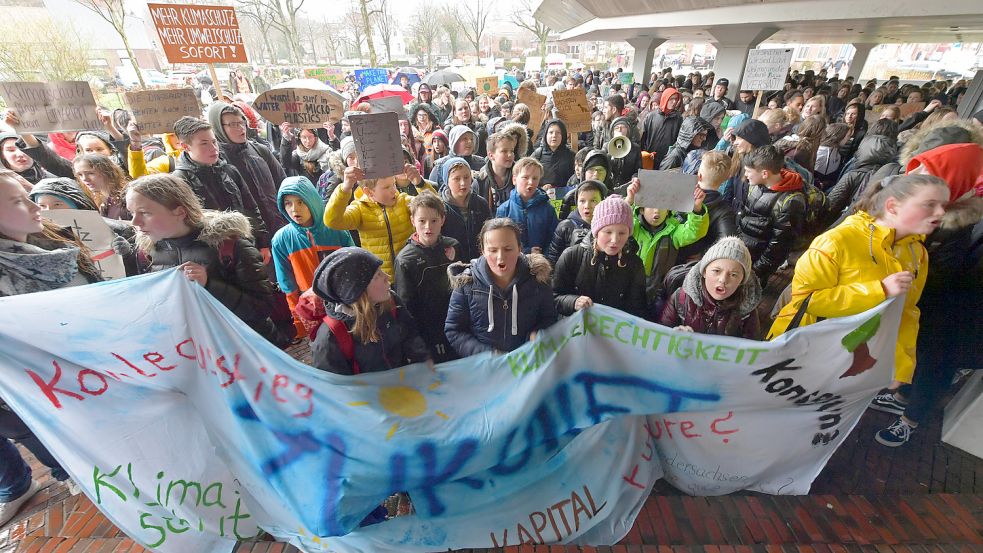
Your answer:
[439,157,491,261]
[28,177,98,211]
[659,116,711,171]
[272,176,355,310]
[534,119,576,187]
[641,87,683,162]
[428,125,485,187]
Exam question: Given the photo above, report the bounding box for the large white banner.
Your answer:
[0,270,902,552]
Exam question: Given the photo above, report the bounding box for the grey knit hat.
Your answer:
[340,136,356,162]
[698,237,752,284]
[312,247,383,304]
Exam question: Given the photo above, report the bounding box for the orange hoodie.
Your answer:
[768,168,804,193]
[906,143,983,201]
[659,87,681,114]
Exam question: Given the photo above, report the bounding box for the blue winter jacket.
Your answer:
[495,188,559,253]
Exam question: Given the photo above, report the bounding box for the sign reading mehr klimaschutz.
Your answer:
[147,3,247,64]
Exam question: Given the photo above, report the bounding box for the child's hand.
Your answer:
[259,247,271,265]
[403,163,422,185]
[126,120,143,150]
[675,325,694,332]
[324,122,336,139]
[179,262,208,287]
[574,296,593,310]
[342,166,364,191]
[693,186,706,213]
[279,122,294,141]
[542,184,555,199]
[882,271,914,297]
[528,331,538,342]
[626,177,640,205]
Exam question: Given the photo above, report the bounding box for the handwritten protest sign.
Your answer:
[741,48,794,91]
[124,88,200,135]
[304,67,347,88]
[147,3,246,64]
[552,88,592,132]
[366,96,408,120]
[476,76,498,95]
[517,87,548,132]
[0,81,99,133]
[252,88,345,128]
[635,170,697,212]
[355,68,388,88]
[619,72,634,85]
[0,269,902,551]
[42,209,126,280]
[349,112,403,179]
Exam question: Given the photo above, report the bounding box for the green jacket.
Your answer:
[632,206,709,276]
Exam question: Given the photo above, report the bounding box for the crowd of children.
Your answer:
[0,64,981,523]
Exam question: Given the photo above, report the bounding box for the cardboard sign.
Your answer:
[517,87,548,133]
[304,67,347,88]
[476,76,498,95]
[0,81,99,133]
[619,72,634,85]
[366,96,408,120]
[635,170,697,212]
[349,112,404,179]
[42,209,126,280]
[147,3,247,64]
[124,88,201,135]
[741,48,794,91]
[552,88,592,133]
[252,88,345,128]
[355,68,388,88]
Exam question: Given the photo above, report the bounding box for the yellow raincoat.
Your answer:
[768,211,928,383]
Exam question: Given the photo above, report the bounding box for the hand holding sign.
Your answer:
[633,170,699,212]
[349,112,404,180]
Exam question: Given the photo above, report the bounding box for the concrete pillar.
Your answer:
[627,37,666,87]
[707,26,778,95]
[847,43,877,81]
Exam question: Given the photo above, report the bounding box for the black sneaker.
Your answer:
[870,391,907,415]
[875,417,914,447]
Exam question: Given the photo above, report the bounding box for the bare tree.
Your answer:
[512,0,550,69]
[0,15,92,82]
[344,10,365,61]
[410,12,439,70]
[72,0,144,88]
[375,2,397,64]
[459,0,490,60]
[238,0,307,65]
[321,17,343,64]
[439,6,463,59]
[355,0,386,67]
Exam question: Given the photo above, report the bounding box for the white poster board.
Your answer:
[741,48,795,91]
[366,96,408,120]
[635,170,697,212]
[349,111,404,179]
[43,209,127,280]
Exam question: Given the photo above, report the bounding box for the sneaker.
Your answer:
[0,480,40,526]
[875,417,915,447]
[870,391,908,415]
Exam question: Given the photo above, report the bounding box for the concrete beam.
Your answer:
[847,43,877,81]
[626,37,666,87]
[707,26,778,95]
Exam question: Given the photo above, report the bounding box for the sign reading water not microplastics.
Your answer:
[147,3,247,64]
[252,88,345,128]
[0,81,99,133]
[740,48,794,91]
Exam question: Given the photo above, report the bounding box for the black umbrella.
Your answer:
[424,70,465,86]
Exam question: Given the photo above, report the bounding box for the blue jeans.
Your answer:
[0,407,68,491]
[0,439,31,502]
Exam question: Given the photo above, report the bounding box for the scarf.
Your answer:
[299,139,332,171]
[0,236,83,297]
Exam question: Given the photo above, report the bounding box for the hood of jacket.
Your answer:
[659,88,681,114]
[447,252,551,290]
[541,118,569,149]
[507,187,550,208]
[609,115,636,137]
[906,142,983,201]
[410,103,440,128]
[581,149,611,180]
[449,125,477,155]
[207,101,241,144]
[699,101,726,125]
[29,177,98,211]
[496,122,529,159]
[681,259,761,316]
[900,118,983,166]
[441,156,472,186]
[327,149,348,177]
[767,168,804,193]
[853,134,898,169]
[674,116,712,149]
[277,176,326,231]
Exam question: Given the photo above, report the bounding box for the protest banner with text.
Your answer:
[147,3,247,64]
[349,111,404,179]
[252,88,345,128]
[0,81,99,133]
[125,88,201,135]
[552,88,593,133]
[517,87,548,133]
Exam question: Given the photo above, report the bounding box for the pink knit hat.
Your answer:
[590,194,633,237]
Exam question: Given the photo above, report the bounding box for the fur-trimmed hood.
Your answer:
[138,209,252,254]
[448,252,551,289]
[900,118,983,166]
[681,261,761,317]
[327,149,348,178]
[494,121,529,160]
[938,194,983,234]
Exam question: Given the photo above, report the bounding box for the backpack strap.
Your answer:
[322,314,360,375]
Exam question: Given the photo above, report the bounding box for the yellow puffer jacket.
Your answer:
[324,180,436,277]
[127,133,182,178]
[768,211,928,383]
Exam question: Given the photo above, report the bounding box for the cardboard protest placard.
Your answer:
[899,101,926,119]
[741,48,794,91]
[619,72,634,85]
[476,76,498,95]
[147,3,246,64]
[552,88,592,133]
[0,81,99,133]
[355,68,388,88]
[42,209,126,280]
[252,88,345,128]
[124,88,201,135]
[366,96,408,120]
[517,87,548,133]
[634,170,697,212]
[349,112,404,179]
[304,67,347,88]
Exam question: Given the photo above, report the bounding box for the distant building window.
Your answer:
[568,45,580,54]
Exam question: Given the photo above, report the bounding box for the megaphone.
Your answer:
[608,136,631,159]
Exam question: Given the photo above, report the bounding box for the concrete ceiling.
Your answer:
[536,0,983,44]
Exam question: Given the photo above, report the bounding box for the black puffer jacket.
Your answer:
[677,189,738,261]
[552,233,647,318]
[138,211,276,340]
[440,187,491,261]
[394,234,462,362]
[445,253,556,356]
[533,119,576,187]
[220,140,288,235]
[310,295,431,375]
[172,152,271,248]
[659,116,712,171]
[737,170,806,282]
[640,89,683,163]
[547,210,591,266]
[825,134,897,223]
